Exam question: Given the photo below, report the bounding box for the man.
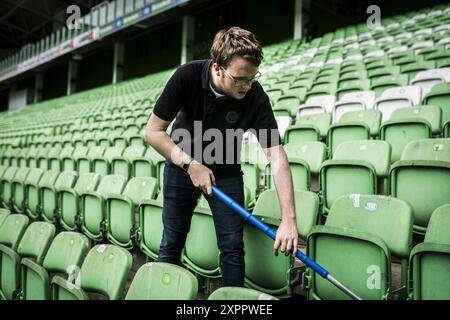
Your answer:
[145,27,298,287]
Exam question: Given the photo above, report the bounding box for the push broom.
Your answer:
[211,185,363,300]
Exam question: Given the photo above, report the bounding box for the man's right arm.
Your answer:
[145,113,216,195]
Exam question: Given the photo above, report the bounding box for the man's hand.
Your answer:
[274,216,298,257]
[187,161,216,195]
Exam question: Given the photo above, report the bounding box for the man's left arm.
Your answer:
[263,144,298,257]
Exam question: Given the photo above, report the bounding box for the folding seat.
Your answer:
[125,262,198,300]
[410,68,450,97]
[364,56,394,71]
[208,286,278,300]
[180,203,222,281]
[105,177,157,249]
[111,127,140,148]
[305,84,337,101]
[68,131,84,148]
[45,146,62,171]
[0,214,30,300]
[305,195,412,300]
[390,138,450,234]
[84,131,98,147]
[409,204,450,300]
[370,75,409,97]
[61,145,88,172]
[77,146,105,174]
[19,231,91,299]
[48,145,73,172]
[400,61,436,82]
[320,140,391,215]
[95,130,112,147]
[266,88,284,104]
[9,167,31,212]
[272,96,302,118]
[266,142,326,192]
[374,86,422,121]
[391,50,422,66]
[131,146,162,179]
[422,82,450,131]
[380,106,441,162]
[9,148,23,167]
[297,95,335,117]
[338,109,382,137]
[57,172,100,231]
[12,168,44,216]
[332,91,376,122]
[243,189,319,297]
[336,79,371,100]
[16,148,31,168]
[327,118,370,158]
[0,167,19,209]
[35,147,51,170]
[51,244,132,300]
[80,174,127,242]
[92,145,124,176]
[290,78,313,91]
[111,145,146,178]
[138,192,164,261]
[271,81,291,93]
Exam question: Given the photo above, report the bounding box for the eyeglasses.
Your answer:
[220,67,262,86]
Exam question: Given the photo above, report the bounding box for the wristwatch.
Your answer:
[182,156,194,172]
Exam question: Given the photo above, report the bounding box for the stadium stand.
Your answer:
[0,2,449,301]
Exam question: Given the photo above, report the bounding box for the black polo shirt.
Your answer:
[152,59,281,178]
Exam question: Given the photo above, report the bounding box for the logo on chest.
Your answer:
[225,111,239,124]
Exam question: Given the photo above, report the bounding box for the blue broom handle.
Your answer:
[211,185,328,278]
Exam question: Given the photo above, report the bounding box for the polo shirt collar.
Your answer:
[201,59,213,91]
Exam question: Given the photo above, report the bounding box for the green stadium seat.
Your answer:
[62,145,88,172]
[306,195,412,300]
[51,244,132,300]
[266,141,326,192]
[380,106,438,163]
[338,109,382,137]
[0,166,19,208]
[181,204,222,280]
[400,61,436,81]
[92,146,124,176]
[77,146,106,174]
[327,122,371,158]
[0,214,29,299]
[36,147,51,170]
[390,139,450,234]
[273,96,302,118]
[125,262,198,300]
[40,171,77,224]
[138,193,164,261]
[46,146,62,171]
[320,140,391,214]
[132,146,163,179]
[422,82,450,131]
[15,222,56,300]
[10,167,31,213]
[295,112,332,139]
[409,204,450,300]
[58,172,100,231]
[208,287,279,300]
[111,145,146,178]
[243,189,319,297]
[80,174,127,241]
[105,177,158,249]
[17,168,44,216]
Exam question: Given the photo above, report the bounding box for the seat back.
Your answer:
[96,174,127,196]
[17,222,56,265]
[390,105,442,134]
[122,177,158,203]
[43,231,90,273]
[77,245,132,300]
[334,140,391,177]
[402,138,450,162]
[283,142,327,174]
[375,86,422,121]
[339,109,382,136]
[327,195,413,259]
[73,173,101,195]
[0,214,29,250]
[125,262,198,300]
